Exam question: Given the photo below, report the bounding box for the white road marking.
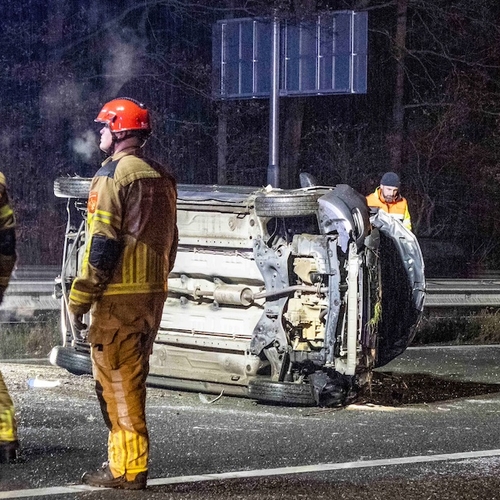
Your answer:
[2,449,500,498]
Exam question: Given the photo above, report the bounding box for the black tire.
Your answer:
[49,345,92,376]
[248,379,317,406]
[254,191,321,217]
[54,177,92,199]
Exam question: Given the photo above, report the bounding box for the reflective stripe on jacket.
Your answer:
[366,187,412,231]
[68,147,178,314]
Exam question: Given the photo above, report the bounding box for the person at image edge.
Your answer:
[0,172,19,464]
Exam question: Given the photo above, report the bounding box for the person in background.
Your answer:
[0,173,18,464]
[366,171,412,231]
[68,97,178,490]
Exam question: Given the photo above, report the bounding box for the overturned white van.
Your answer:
[50,176,425,407]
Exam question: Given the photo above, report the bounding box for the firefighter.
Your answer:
[0,172,18,464]
[68,97,178,490]
[366,171,412,231]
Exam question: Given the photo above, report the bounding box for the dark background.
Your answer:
[1,0,498,277]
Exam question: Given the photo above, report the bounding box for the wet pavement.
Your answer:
[381,344,500,384]
[2,345,500,499]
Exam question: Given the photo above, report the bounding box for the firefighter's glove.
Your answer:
[69,311,88,340]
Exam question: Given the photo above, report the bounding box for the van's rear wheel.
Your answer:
[248,379,316,406]
[54,177,92,199]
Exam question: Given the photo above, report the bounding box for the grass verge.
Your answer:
[0,312,60,359]
[413,307,500,345]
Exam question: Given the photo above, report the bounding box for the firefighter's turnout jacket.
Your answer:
[0,172,18,446]
[68,148,178,480]
[366,187,412,231]
[68,147,178,332]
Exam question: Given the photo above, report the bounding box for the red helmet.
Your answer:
[95,97,151,133]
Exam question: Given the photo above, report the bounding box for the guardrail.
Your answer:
[424,279,500,308]
[3,267,500,321]
[1,280,60,311]
[0,266,60,322]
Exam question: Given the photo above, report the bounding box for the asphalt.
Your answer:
[380,344,500,385]
[3,345,500,499]
[6,343,500,384]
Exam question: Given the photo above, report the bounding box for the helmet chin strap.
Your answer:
[107,131,136,155]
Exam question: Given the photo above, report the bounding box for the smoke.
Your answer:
[72,130,99,161]
[0,129,15,150]
[39,78,100,168]
[40,79,83,124]
[103,27,148,97]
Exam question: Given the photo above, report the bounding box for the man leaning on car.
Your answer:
[366,171,412,231]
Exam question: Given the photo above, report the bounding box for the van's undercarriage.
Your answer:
[50,177,425,407]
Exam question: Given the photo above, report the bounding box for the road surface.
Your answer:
[1,345,500,499]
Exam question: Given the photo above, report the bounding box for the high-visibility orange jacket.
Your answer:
[68,147,178,342]
[366,187,412,231]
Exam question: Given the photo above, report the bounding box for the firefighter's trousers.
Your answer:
[0,370,17,443]
[90,295,164,481]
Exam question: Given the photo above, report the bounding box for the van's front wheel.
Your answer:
[49,346,92,376]
[247,379,316,406]
[254,191,321,217]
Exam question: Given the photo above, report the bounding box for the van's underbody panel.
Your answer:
[50,178,425,407]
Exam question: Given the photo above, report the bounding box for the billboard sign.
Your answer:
[213,11,368,100]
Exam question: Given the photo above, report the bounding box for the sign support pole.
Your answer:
[267,14,280,188]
